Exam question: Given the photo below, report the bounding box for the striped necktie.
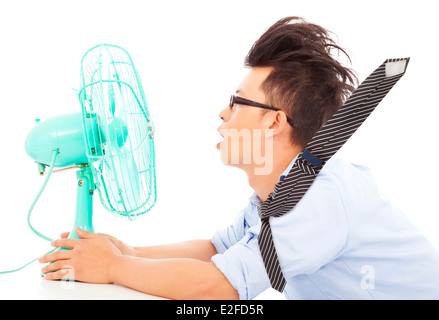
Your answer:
[258,58,410,292]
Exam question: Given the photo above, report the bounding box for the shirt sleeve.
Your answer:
[211,202,254,254]
[211,223,271,300]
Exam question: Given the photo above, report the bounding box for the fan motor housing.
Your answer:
[25,112,88,167]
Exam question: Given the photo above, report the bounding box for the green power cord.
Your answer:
[0,149,59,274]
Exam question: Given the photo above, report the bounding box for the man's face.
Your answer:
[217,67,275,174]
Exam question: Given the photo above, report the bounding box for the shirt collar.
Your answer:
[279,154,298,182]
[249,154,299,206]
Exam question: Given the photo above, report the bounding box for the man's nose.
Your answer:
[218,107,228,121]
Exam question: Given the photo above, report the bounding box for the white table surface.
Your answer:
[0,260,166,300]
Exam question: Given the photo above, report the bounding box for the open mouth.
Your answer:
[217,128,224,150]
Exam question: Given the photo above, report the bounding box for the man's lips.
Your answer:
[217,128,224,149]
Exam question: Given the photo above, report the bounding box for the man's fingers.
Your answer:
[97,232,115,240]
[51,238,78,250]
[75,227,97,239]
[39,248,72,263]
[41,259,70,274]
[43,266,74,281]
[60,232,70,239]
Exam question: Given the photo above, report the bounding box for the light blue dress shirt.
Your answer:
[211,156,439,299]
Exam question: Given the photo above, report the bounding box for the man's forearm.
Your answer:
[132,239,218,262]
[109,254,239,300]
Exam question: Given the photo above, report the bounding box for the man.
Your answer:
[39,17,439,299]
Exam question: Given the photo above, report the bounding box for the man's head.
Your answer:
[217,16,357,174]
[245,16,357,147]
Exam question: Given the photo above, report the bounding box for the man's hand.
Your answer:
[59,230,137,257]
[39,227,122,284]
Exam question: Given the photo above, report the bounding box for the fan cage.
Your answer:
[78,44,156,219]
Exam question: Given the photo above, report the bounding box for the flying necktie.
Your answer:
[258,58,410,292]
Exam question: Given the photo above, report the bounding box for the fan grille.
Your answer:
[78,44,156,219]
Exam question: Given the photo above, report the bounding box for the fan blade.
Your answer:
[105,117,128,149]
[105,152,140,214]
[108,84,116,116]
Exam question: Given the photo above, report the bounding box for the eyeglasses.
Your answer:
[229,95,297,127]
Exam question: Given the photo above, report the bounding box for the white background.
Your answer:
[0,0,438,299]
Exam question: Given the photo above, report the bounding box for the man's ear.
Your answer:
[265,111,290,138]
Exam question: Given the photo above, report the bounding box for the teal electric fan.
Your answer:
[24,44,157,242]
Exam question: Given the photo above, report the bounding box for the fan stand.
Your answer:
[68,165,95,239]
[49,165,95,281]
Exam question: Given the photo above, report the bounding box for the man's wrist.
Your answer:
[108,254,126,284]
